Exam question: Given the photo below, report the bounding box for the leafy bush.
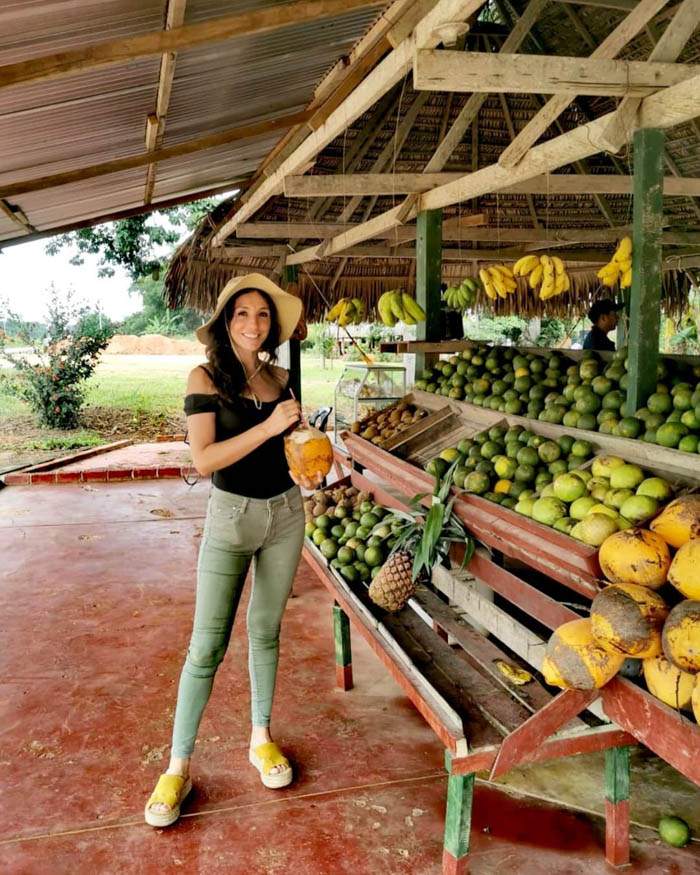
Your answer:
[0,288,114,429]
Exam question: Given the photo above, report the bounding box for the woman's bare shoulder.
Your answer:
[187,364,216,394]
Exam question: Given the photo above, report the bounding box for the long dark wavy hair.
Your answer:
[205,288,281,402]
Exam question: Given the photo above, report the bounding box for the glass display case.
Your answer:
[333,362,406,446]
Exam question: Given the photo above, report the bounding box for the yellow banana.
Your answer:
[560,272,571,293]
[488,268,507,298]
[540,254,554,276]
[402,293,426,322]
[326,298,347,322]
[617,258,632,274]
[540,270,556,299]
[495,660,533,685]
[338,299,354,327]
[513,254,540,277]
[613,236,632,262]
[597,262,619,281]
[621,267,632,288]
[389,290,405,321]
[352,298,366,324]
[528,264,543,289]
[554,273,567,296]
[551,256,565,276]
[479,269,497,300]
[377,292,397,327]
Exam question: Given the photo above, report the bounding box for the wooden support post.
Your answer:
[443,751,474,875]
[415,209,443,377]
[333,602,353,690]
[604,746,631,867]
[283,265,302,403]
[625,128,664,416]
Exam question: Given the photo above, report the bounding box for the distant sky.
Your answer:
[1,240,136,322]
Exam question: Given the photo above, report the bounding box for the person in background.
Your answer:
[582,299,623,351]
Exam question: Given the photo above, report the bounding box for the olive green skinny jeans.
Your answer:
[171,484,305,758]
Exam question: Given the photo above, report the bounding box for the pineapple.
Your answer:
[367,459,475,613]
[369,550,415,612]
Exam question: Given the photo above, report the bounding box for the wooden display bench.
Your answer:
[315,443,700,873]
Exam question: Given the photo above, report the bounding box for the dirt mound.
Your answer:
[107,334,204,355]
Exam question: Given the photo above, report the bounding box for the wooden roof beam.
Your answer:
[0,199,35,234]
[413,50,698,97]
[143,0,188,205]
[0,110,309,199]
[498,0,672,168]
[283,172,700,197]
[0,0,384,89]
[211,0,489,245]
[286,69,700,263]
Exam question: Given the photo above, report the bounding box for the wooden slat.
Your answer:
[498,0,671,168]
[0,111,309,199]
[0,199,35,233]
[0,0,384,88]
[283,171,700,196]
[211,0,488,244]
[414,49,697,96]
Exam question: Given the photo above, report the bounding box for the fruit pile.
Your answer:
[513,254,571,300]
[350,399,428,445]
[304,484,401,586]
[427,423,595,511]
[325,297,366,326]
[596,236,633,289]
[542,495,700,727]
[517,455,676,545]
[377,290,426,326]
[442,277,480,311]
[415,343,700,453]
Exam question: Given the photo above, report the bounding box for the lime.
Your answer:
[658,816,690,848]
[304,522,316,538]
[339,565,359,583]
[320,539,338,560]
[315,514,331,530]
[331,525,344,539]
[312,528,327,546]
[440,447,461,463]
[360,512,380,528]
[364,546,384,567]
[336,546,355,566]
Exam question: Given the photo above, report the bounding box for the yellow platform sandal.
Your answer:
[144,773,192,827]
[249,741,293,789]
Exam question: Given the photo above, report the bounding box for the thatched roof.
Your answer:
[165,0,700,321]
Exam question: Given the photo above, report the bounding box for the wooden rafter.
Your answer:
[413,49,697,96]
[0,0,384,89]
[143,0,188,205]
[211,0,490,245]
[0,111,309,200]
[285,70,700,263]
[236,214,487,241]
[0,199,35,234]
[498,0,671,168]
[283,172,700,197]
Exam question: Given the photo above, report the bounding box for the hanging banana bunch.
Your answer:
[478,263,517,300]
[325,297,366,326]
[513,253,571,300]
[596,236,633,288]
[376,290,426,327]
[443,277,479,311]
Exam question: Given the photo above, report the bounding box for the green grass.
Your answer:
[27,433,105,451]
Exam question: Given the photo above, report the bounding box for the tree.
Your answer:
[45,197,221,281]
[119,275,202,336]
[0,286,114,429]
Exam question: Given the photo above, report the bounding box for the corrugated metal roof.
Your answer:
[0,0,385,245]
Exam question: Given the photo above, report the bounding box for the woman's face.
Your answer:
[228,291,271,353]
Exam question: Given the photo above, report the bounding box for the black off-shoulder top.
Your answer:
[184,381,294,499]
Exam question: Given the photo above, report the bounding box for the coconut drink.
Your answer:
[284,423,333,483]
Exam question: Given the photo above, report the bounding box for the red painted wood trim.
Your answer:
[442,849,469,875]
[489,689,598,779]
[602,677,700,785]
[450,727,635,776]
[605,799,630,868]
[335,663,353,691]
[3,472,30,485]
[303,544,466,754]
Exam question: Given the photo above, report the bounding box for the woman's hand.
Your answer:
[263,399,301,437]
[289,470,327,491]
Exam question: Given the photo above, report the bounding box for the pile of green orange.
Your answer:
[305,487,402,585]
[425,423,596,510]
[415,343,700,453]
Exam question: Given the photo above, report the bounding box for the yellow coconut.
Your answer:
[668,539,700,600]
[542,618,625,690]
[590,583,668,658]
[650,495,700,549]
[662,600,700,673]
[642,654,696,709]
[692,675,700,724]
[598,528,671,589]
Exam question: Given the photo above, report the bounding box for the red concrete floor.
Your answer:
[1,477,697,874]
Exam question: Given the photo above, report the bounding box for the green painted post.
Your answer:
[605,746,631,804]
[415,209,443,377]
[624,128,664,416]
[443,750,474,866]
[283,264,302,402]
[333,602,353,690]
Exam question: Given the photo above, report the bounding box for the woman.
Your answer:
[145,273,321,827]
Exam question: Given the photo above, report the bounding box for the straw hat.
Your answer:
[196,273,303,346]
